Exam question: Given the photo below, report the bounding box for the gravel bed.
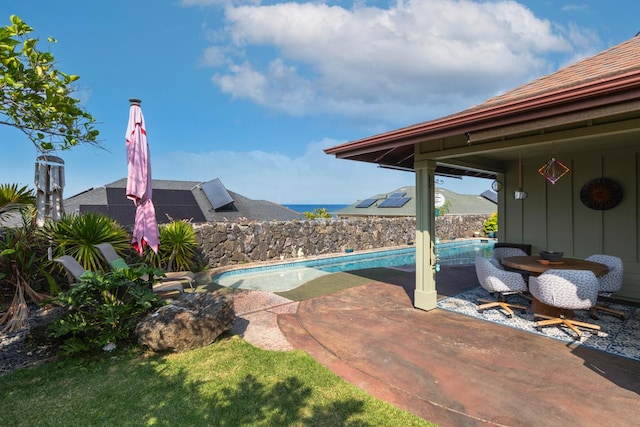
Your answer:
[0,328,58,376]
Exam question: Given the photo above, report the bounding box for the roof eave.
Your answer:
[325,71,640,158]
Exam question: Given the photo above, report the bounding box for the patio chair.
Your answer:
[54,255,184,294]
[474,256,528,317]
[95,243,196,290]
[529,269,601,339]
[491,247,528,269]
[585,254,625,319]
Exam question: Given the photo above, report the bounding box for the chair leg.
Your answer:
[591,304,625,320]
[534,314,600,339]
[477,298,527,318]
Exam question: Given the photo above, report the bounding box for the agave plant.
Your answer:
[145,220,197,272]
[44,212,131,272]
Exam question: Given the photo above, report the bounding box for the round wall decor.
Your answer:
[579,177,623,210]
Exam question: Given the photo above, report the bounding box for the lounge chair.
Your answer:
[54,255,184,294]
[95,243,196,290]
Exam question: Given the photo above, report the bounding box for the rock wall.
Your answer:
[194,214,492,268]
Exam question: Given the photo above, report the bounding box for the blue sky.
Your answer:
[2,1,638,204]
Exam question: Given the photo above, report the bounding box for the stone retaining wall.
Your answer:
[194,214,492,268]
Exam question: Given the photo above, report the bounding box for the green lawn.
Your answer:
[0,334,434,426]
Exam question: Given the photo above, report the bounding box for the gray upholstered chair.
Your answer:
[585,254,625,319]
[491,247,528,270]
[529,269,600,339]
[474,256,528,317]
[54,255,184,294]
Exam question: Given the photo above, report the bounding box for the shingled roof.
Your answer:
[325,34,640,170]
[336,186,496,217]
[64,178,303,225]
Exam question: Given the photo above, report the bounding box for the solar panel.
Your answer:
[200,178,234,210]
[355,198,377,208]
[388,192,406,198]
[377,197,411,208]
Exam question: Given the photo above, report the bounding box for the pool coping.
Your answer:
[206,238,496,280]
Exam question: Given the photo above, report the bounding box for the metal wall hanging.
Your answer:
[580,177,623,210]
[538,157,570,184]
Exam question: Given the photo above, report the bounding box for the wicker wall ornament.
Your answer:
[579,177,623,210]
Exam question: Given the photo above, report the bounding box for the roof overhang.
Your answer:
[325,70,640,177]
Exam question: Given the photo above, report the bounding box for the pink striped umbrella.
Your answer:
[126,98,159,255]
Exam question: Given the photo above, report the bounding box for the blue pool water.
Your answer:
[213,239,494,292]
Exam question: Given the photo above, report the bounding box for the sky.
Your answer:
[2,1,639,204]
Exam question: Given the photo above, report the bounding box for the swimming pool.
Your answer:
[212,239,494,292]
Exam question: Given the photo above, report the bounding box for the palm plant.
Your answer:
[44,212,131,272]
[145,220,197,272]
[0,183,36,220]
[0,206,48,332]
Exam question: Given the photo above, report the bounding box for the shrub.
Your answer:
[48,266,165,355]
[145,220,197,272]
[44,212,131,272]
[303,208,331,219]
[483,213,498,235]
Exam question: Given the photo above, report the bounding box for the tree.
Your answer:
[0,15,99,152]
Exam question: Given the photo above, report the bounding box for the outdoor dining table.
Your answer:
[500,255,609,317]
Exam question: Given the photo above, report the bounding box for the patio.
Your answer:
[276,265,640,426]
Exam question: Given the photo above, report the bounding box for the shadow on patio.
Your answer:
[278,264,640,426]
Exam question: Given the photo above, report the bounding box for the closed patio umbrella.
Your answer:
[126,98,159,255]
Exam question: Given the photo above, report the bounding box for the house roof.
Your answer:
[64,178,303,225]
[325,35,640,172]
[335,186,496,217]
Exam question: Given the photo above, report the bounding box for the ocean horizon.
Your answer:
[283,204,349,214]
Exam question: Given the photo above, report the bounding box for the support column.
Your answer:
[414,160,437,310]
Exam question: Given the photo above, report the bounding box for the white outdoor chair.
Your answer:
[474,256,529,317]
[529,269,601,339]
[585,254,625,319]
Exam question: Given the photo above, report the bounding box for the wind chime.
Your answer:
[514,153,527,200]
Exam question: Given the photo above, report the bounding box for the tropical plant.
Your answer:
[0,183,35,220]
[0,206,49,332]
[303,208,332,219]
[0,15,99,152]
[43,212,131,272]
[483,212,498,235]
[145,220,197,272]
[48,266,165,355]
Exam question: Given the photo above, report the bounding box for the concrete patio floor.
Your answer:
[277,265,640,426]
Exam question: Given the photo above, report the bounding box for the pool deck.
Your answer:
[271,265,640,426]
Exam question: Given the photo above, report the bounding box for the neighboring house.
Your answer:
[326,35,640,309]
[64,178,303,225]
[335,186,496,217]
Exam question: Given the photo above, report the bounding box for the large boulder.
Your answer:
[135,292,235,352]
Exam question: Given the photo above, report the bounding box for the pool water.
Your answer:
[213,239,494,292]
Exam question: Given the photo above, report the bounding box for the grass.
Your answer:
[0,334,434,426]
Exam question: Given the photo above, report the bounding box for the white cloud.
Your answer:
[153,138,418,203]
[198,0,591,124]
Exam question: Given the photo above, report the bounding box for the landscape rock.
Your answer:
[26,305,66,344]
[135,292,235,352]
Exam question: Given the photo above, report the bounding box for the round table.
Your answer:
[500,255,609,317]
[500,256,609,277]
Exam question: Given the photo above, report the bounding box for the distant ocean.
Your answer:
[283,204,349,214]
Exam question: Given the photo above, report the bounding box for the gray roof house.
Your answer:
[336,186,496,217]
[64,178,303,225]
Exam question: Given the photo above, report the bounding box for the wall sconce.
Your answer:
[514,154,527,200]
